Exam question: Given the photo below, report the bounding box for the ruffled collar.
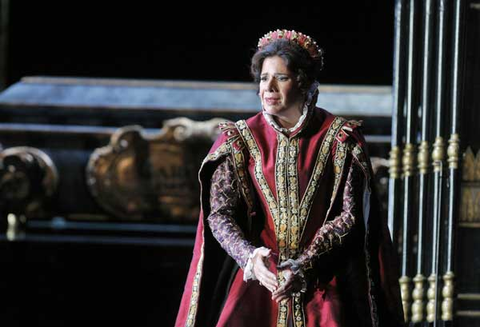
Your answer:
[262,81,320,136]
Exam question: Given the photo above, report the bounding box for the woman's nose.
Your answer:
[266,78,277,92]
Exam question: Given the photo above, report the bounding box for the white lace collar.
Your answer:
[262,81,320,135]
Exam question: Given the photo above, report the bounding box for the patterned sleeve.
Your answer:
[207,156,256,269]
[295,161,361,271]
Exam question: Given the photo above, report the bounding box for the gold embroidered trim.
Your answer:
[287,138,300,258]
[352,144,370,176]
[201,143,229,167]
[185,143,231,327]
[334,142,348,186]
[219,121,240,143]
[236,117,346,256]
[277,299,288,327]
[322,140,349,225]
[185,238,204,327]
[275,135,301,260]
[186,139,244,327]
[351,143,378,324]
[236,121,294,327]
[235,120,279,224]
[293,293,306,327]
[275,135,301,327]
[229,141,255,221]
[276,135,288,255]
[201,133,254,214]
[237,117,345,327]
[298,117,345,240]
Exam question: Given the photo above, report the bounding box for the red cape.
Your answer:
[176,108,404,327]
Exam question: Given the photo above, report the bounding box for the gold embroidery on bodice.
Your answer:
[236,117,345,259]
[236,117,346,327]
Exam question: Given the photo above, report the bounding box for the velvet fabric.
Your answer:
[175,108,404,327]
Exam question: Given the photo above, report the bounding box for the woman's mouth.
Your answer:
[265,97,280,105]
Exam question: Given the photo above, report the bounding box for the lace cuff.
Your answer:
[278,258,308,293]
[243,247,270,281]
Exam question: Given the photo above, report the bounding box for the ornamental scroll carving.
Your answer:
[460,147,480,224]
[0,146,59,218]
[86,117,224,222]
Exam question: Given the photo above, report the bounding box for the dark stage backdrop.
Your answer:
[1,3,395,327]
[6,2,394,87]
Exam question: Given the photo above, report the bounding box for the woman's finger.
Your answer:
[272,277,292,294]
[275,294,289,303]
[256,269,277,287]
[255,261,276,278]
[272,280,292,297]
[258,274,278,291]
[255,265,277,289]
[271,269,296,300]
[252,247,280,291]
[254,262,278,288]
[272,289,291,303]
[276,271,294,291]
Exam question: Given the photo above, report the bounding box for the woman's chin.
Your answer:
[263,106,282,116]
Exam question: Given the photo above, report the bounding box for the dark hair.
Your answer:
[250,39,324,93]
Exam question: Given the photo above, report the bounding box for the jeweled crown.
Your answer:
[257,29,322,59]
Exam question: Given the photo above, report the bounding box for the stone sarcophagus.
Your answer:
[0,77,262,231]
[0,76,393,231]
[85,119,223,222]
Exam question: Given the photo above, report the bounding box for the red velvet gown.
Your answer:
[175,106,404,327]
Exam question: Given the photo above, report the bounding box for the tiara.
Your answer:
[257,29,322,59]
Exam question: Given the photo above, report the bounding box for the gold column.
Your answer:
[427,137,445,323]
[411,274,426,322]
[432,136,445,171]
[411,140,429,323]
[427,274,437,322]
[399,275,411,322]
[441,133,459,321]
[418,141,430,174]
[447,133,460,169]
[403,143,416,177]
[399,143,416,323]
[441,271,455,321]
[389,146,402,179]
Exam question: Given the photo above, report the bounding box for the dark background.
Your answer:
[6,2,394,87]
[3,2,480,327]
[0,2,396,327]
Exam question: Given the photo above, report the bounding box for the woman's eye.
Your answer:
[260,76,267,81]
[277,76,288,81]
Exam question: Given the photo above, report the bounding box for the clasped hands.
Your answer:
[252,248,306,303]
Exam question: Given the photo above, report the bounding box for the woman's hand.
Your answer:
[271,260,307,303]
[252,248,278,293]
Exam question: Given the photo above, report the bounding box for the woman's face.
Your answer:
[259,55,303,118]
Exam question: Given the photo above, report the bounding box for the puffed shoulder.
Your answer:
[335,119,363,143]
[202,120,246,165]
[218,120,245,152]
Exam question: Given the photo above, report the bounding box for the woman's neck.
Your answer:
[273,104,304,129]
[273,115,298,129]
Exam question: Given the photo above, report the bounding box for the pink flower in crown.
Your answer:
[297,33,306,46]
[271,30,279,40]
[257,29,321,59]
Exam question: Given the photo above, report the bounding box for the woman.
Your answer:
[176,29,404,327]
